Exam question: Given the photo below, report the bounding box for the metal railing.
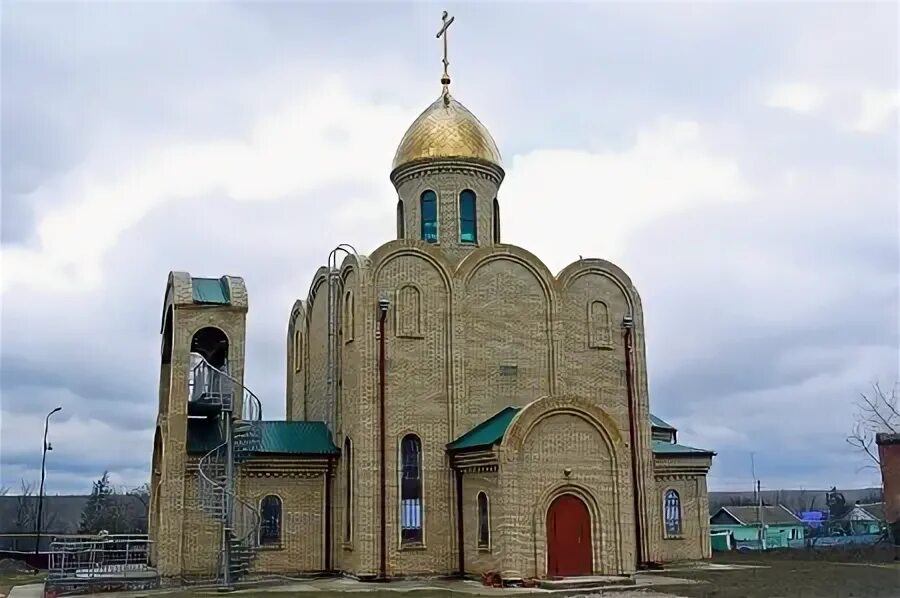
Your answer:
[48,534,155,582]
[189,352,263,421]
[190,352,263,584]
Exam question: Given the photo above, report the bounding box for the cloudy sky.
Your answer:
[1,1,897,495]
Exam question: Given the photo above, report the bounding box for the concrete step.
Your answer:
[536,575,634,590]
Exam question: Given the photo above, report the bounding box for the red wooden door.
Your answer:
[547,494,593,577]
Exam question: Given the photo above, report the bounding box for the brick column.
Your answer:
[876,433,900,544]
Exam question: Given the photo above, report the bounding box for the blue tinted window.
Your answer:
[420,191,438,243]
[459,190,477,243]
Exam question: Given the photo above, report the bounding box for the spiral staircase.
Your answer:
[189,353,263,587]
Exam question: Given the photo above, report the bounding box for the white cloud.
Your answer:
[1,77,414,293]
[502,117,751,272]
[853,88,900,133]
[765,82,826,114]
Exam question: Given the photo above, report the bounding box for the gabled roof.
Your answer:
[839,502,885,522]
[187,419,339,455]
[192,277,231,304]
[860,502,885,521]
[711,505,802,526]
[650,415,676,431]
[447,408,708,454]
[652,440,714,456]
[447,407,521,452]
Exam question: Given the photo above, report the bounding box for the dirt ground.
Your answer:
[647,548,900,598]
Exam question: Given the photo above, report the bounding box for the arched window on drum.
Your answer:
[420,191,438,243]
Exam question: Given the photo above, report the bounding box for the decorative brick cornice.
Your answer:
[390,159,505,187]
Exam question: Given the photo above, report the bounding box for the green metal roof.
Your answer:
[652,439,714,456]
[255,421,339,455]
[445,407,708,455]
[187,419,339,455]
[192,277,231,305]
[650,414,676,431]
[447,406,521,452]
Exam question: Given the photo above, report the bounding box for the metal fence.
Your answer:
[48,534,156,584]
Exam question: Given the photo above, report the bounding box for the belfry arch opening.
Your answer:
[191,326,229,370]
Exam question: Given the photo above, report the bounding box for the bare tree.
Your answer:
[13,479,59,534]
[847,382,899,467]
[15,480,37,532]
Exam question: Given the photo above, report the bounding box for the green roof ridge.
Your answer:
[650,414,676,430]
[187,419,339,455]
[447,406,521,452]
[652,439,714,456]
[192,277,231,305]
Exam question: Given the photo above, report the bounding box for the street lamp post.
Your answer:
[34,406,62,568]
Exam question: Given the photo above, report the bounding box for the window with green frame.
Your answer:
[420,191,438,243]
[459,190,477,243]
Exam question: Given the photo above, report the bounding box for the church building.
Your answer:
[148,13,714,586]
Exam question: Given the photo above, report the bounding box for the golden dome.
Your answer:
[392,92,502,171]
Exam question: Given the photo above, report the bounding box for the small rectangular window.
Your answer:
[460,190,477,243]
[421,191,438,244]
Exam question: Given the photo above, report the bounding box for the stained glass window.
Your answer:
[400,434,423,543]
[664,489,682,537]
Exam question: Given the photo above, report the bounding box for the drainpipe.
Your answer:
[377,298,390,580]
[455,466,465,576]
[325,458,333,572]
[623,315,644,568]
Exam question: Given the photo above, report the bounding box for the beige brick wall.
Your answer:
[238,473,326,574]
[457,252,552,434]
[181,470,223,578]
[461,472,501,575]
[279,238,708,578]
[498,398,634,578]
[652,475,710,561]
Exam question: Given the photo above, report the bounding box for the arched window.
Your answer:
[343,290,354,343]
[492,198,500,243]
[420,191,438,243]
[664,489,682,537]
[397,199,405,239]
[400,434,423,544]
[293,330,303,372]
[190,326,229,369]
[477,492,490,549]
[260,495,282,545]
[189,327,229,403]
[344,437,353,543]
[459,190,477,243]
[588,300,612,348]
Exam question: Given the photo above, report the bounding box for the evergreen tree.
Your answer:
[79,471,121,533]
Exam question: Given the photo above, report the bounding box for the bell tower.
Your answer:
[149,271,249,577]
[390,12,505,260]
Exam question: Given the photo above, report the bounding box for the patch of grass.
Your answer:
[651,552,900,598]
[0,571,46,596]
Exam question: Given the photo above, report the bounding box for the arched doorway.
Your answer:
[547,494,592,577]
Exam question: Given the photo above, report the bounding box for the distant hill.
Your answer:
[0,494,147,534]
[709,487,883,515]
